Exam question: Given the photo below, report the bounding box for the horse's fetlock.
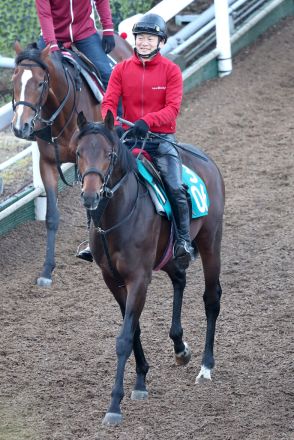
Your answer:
[169,327,183,342]
[202,353,215,370]
[136,362,149,376]
[45,219,59,231]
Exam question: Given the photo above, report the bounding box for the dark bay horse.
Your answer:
[11,36,132,286]
[71,110,225,426]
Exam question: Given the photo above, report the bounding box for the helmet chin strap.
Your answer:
[135,47,160,59]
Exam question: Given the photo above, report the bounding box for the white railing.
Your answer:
[0,102,13,131]
[0,55,15,68]
[0,141,73,221]
[118,0,195,46]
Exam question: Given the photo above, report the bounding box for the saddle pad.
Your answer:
[136,160,209,219]
[182,164,210,218]
[136,159,172,219]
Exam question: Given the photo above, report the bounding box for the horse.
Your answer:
[71,110,225,426]
[11,34,132,287]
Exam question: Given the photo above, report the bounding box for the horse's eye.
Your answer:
[38,81,44,88]
[76,150,80,158]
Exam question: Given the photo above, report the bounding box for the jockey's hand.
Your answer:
[115,126,125,138]
[102,35,115,54]
[133,119,149,137]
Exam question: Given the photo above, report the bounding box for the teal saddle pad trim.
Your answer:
[136,160,210,219]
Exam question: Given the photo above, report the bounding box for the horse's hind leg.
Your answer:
[166,266,192,366]
[131,322,149,400]
[196,227,222,383]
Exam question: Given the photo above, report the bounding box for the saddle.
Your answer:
[60,46,105,103]
[132,148,163,185]
[131,149,210,221]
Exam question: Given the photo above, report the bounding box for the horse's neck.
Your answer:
[44,63,75,131]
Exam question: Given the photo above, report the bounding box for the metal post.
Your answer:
[214,0,233,77]
[32,142,46,220]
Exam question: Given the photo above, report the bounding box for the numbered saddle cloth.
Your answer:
[136,159,210,220]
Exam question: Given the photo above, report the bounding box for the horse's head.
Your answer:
[11,42,55,140]
[75,110,118,210]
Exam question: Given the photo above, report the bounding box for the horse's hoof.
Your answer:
[175,341,191,366]
[131,390,148,400]
[195,365,212,383]
[37,277,52,287]
[102,412,123,426]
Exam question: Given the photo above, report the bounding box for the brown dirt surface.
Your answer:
[1,16,294,440]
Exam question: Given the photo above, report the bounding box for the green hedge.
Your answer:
[0,0,154,56]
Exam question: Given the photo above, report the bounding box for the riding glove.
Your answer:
[133,119,149,137]
[115,126,125,138]
[102,35,115,54]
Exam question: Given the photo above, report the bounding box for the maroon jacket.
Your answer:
[101,52,183,134]
[35,0,114,49]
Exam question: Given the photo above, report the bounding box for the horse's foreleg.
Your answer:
[196,240,222,383]
[168,268,191,366]
[105,279,149,402]
[37,160,59,286]
[102,277,148,426]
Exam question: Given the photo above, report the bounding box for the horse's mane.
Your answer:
[15,42,48,70]
[78,122,137,174]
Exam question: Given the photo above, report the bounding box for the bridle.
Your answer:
[77,143,131,200]
[12,59,74,143]
[12,62,50,122]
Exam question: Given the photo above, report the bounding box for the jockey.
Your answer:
[91,13,193,269]
[35,0,115,89]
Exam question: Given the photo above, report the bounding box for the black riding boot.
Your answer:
[169,187,194,269]
[76,210,93,262]
[147,136,194,270]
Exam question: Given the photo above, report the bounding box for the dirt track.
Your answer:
[1,17,293,440]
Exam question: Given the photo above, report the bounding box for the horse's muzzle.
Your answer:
[12,122,35,141]
[80,191,100,210]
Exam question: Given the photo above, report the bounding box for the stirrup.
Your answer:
[173,240,194,270]
[76,241,93,262]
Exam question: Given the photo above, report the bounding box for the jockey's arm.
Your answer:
[93,0,114,36]
[142,63,183,131]
[101,64,122,121]
[35,0,58,50]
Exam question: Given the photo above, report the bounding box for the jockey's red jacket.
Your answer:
[35,0,114,48]
[101,52,183,134]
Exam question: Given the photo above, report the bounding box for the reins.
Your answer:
[117,117,209,162]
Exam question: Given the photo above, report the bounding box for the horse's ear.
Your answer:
[14,40,22,55]
[77,111,88,130]
[41,44,51,61]
[104,110,114,131]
